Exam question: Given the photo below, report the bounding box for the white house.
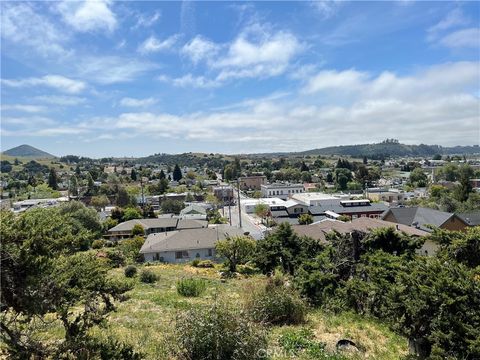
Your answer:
[260,183,304,200]
[140,225,246,263]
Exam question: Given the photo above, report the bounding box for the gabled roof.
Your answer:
[308,203,388,215]
[382,207,457,231]
[458,212,480,226]
[180,204,207,216]
[292,217,428,243]
[140,225,246,253]
[108,218,207,233]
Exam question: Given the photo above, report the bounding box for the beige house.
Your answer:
[239,175,267,190]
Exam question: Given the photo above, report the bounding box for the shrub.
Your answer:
[237,262,259,276]
[177,278,207,297]
[191,259,200,267]
[197,260,215,268]
[91,239,106,249]
[140,269,158,283]
[124,265,137,278]
[245,275,306,326]
[131,224,145,237]
[175,303,267,360]
[278,328,326,358]
[105,249,126,268]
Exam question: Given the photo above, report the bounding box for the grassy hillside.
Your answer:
[31,264,407,359]
[2,144,55,159]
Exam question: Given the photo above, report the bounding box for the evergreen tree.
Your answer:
[75,164,81,176]
[363,156,368,164]
[86,172,95,195]
[159,169,166,179]
[300,162,309,172]
[173,164,183,181]
[131,168,137,181]
[48,168,58,190]
[69,175,79,196]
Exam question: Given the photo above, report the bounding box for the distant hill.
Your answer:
[295,141,480,159]
[2,144,55,159]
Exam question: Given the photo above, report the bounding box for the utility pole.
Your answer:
[228,193,232,225]
[140,176,145,213]
[237,178,242,228]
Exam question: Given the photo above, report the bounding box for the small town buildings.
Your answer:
[11,197,69,213]
[261,183,304,200]
[382,207,470,232]
[239,175,267,190]
[291,217,435,255]
[366,189,405,204]
[290,192,345,207]
[213,186,235,204]
[106,218,207,240]
[241,198,286,215]
[308,199,388,220]
[139,225,246,263]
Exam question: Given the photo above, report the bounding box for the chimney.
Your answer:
[396,224,399,230]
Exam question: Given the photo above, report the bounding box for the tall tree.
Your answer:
[130,168,137,181]
[69,175,78,196]
[215,236,256,273]
[173,164,183,181]
[455,165,474,202]
[48,168,58,190]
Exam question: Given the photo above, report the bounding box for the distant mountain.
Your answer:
[2,144,55,159]
[295,141,480,159]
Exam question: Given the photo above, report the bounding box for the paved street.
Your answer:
[222,199,265,240]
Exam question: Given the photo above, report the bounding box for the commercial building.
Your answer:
[261,183,304,200]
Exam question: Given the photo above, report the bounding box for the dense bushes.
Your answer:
[176,278,207,297]
[140,269,158,283]
[293,233,480,359]
[175,303,267,360]
[91,239,106,249]
[124,265,137,278]
[245,274,306,326]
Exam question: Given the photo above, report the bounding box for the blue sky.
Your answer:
[1,1,479,157]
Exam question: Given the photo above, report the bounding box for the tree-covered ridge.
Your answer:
[2,144,55,159]
[296,141,480,158]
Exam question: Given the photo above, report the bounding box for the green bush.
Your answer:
[105,249,126,268]
[237,262,259,276]
[91,239,106,249]
[140,269,158,284]
[124,265,137,278]
[278,328,327,358]
[175,303,267,360]
[245,275,306,326]
[191,259,200,267]
[177,278,207,297]
[197,260,215,268]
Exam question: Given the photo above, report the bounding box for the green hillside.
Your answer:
[2,144,56,159]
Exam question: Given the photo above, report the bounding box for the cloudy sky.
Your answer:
[1,1,479,157]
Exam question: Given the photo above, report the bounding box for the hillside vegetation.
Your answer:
[2,144,55,159]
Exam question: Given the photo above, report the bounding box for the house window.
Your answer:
[208,249,213,257]
[196,253,200,258]
[175,251,189,259]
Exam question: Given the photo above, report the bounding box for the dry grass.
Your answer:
[2,264,407,359]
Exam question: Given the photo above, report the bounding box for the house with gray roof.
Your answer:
[382,207,470,232]
[308,199,388,220]
[140,225,246,263]
[106,218,207,240]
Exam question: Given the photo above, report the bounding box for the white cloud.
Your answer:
[120,97,157,107]
[34,95,87,106]
[217,30,303,70]
[1,2,70,58]
[303,69,368,94]
[1,104,47,113]
[173,74,221,89]
[77,56,157,84]
[2,75,87,93]
[311,1,342,19]
[439,28,480,49]
[4,62,477,151]
[181,36,220,64]
[138,35,179,54]
[56,0,117,33]
[427,8,468,40]
[133,11,161,28]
